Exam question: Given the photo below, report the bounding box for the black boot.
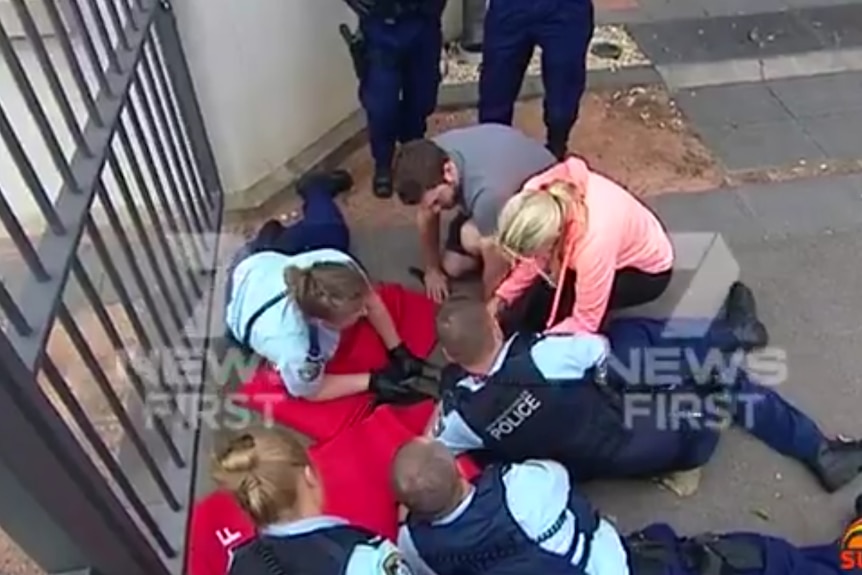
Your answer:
[296,169,353,199]
[722,281,769,352]
[812,438,862,493]
[373,170,393,199]
[546,126,570,161]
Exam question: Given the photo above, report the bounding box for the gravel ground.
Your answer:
[441,24,649,85]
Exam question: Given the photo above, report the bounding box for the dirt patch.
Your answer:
[527,86,724,197]
[232,84,724,231]
[0,533,43,575]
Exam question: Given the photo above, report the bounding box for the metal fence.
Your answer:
[0,0,222,573]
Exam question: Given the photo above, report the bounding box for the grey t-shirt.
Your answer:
[433,124,557,236]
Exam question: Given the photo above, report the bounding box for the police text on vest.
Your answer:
[487,391,542,439]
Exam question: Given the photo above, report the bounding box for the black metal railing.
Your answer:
[0,0,222,573]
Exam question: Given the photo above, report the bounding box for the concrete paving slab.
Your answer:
[800,111,862,160]
[695,120,826,171]
[629,11,825,65]
[767,72,862,118]
[674,82,792,127]
[637,0,708,20]
[585,231,862,541]
[799,3,862,48]
[648,189,766,244]
[784,0,854,7]
[700,0,788,18]
[734,174,862,238]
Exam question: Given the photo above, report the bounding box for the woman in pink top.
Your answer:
[491,157,674,335]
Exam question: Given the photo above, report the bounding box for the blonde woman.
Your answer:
[213,428,415,574]
[492,157,674,335]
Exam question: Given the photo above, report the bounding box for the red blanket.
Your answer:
[187,439,480,575]
[233,283,438,442]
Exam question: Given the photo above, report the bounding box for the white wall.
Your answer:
[173,0,463,200]
[0,0,464,239]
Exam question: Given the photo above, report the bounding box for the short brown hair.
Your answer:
[436,297,496,366]
[393,139,449,205]
[284,262,370,323]
[392,439,462,519]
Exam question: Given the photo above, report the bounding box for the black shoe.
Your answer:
[546,140,568,161]
[812,438,862,493]
[373,171,393,199]
[722,281,769,352]
[296,169,353,199]
[855,493,862,518]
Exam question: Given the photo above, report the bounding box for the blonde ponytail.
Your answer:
[212,428,311,526]
[496,179,587,257]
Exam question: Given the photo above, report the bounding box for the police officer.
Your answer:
[392,438,862,575]
[479,0,595,159]
[215,428,416,574]
[224,171,428,405]
[429,290,862,493]
[341,0,447,198]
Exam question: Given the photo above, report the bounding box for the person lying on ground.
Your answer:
[214,427,415,574]
[225,170,428,404]
[492,158,674,337]
[428,289,862,494]
[393,124,556,302]
[392,438,862,575]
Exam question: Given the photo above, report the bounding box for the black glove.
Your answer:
[343,0,375,17]
[369,366,431,406]
[388,344,426,379]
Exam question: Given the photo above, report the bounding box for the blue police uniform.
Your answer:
[398,460,629,575]
[224,171,351,298]
[433,316,838,482]
[225,249,363,398]
[478,0,595,159]
[228,516,414,574]
[398,460,861,575]
[359,0,446,194]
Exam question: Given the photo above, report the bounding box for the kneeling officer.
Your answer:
[430,292,862,493]
[393,438,862,575]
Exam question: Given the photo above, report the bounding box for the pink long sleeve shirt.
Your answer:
[495,157,674,334]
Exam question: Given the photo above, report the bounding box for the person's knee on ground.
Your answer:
[442,251,479,279]
[440,219,483,278]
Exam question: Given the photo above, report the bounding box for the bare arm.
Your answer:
[479,239,511,300]
[365,290,402,350]
[417,208,442,271]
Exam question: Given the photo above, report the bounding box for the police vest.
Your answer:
[451,333,631,479]
[406,464,600,575]
[228,525,379,575]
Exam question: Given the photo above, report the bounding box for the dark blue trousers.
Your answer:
[359,11,443,172]
[630,523,858,575]
[224,176,351,297]
[602,317,824,475]
[479,0,594,146]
